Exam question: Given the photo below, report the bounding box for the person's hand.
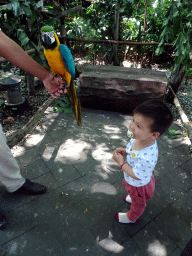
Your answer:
[113,149,124,166]
[114,147,127,155]
[42,73,67,98]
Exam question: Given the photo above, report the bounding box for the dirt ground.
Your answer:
[0,83,50,137]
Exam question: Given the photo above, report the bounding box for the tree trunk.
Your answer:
[165,64,186,104]
[113,3,119,66]
[60,16,66,45]
[144,0,149,32]
[25,73,35,96]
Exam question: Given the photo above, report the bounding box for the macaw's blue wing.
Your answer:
[59,44,76,80]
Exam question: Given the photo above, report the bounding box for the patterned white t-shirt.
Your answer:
[124,138,158,187]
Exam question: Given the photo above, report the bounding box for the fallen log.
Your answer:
[168,85,192,150]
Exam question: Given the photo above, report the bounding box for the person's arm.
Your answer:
[113,149,140,180]
[0,30,67,98]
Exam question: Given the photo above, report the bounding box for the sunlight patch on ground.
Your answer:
[91,182,117,195]
[92,143,120,180]
[103,125,120,134]
[92,143,112,162]
[96,231,124,253]
[95,167,113,180]
[11,145,25,157]
[147,240,167,256]
[42,146,56,161]
[103,125,122,139]
[55,139,92,163]
[24,134,45,147]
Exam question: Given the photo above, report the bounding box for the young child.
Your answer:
[113,99,173,224]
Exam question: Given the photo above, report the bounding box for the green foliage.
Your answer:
[186,67,192,79]
[0,0,62,66]
[156,0,192,70]
[52,93,73,114]
[0,98,5,107]
[164,128,181,139]
[65,0,134,63]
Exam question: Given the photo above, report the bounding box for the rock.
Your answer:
[79,65,167,112]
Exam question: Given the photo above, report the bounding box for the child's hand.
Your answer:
[114,147,127,155]
[113,150,124,166]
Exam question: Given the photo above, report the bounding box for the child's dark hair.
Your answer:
[133,99,174,135]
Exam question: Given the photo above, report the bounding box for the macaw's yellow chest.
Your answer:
[44,48,71,85]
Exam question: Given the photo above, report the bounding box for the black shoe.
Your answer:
[0,212,8,230]
[11,179,47,195]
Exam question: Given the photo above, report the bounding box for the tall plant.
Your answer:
[0,0,61,65]
[156,0,192,70]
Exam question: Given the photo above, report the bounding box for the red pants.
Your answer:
[122,175,155,222]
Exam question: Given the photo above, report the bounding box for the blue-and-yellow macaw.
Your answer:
[41,26,82,125]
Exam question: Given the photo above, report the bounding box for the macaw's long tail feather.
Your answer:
[67,80,82,125]
[77,97,82,126]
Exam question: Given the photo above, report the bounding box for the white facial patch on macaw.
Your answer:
[42,31,55,45]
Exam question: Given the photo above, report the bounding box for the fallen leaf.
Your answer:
[84,207,88,213]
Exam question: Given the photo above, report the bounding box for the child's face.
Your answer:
[129,113,157,141]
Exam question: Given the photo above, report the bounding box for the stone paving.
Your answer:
[0,107,192,256]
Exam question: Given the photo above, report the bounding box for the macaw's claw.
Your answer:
[61,85,69,89]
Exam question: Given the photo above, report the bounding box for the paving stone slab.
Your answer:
[154,175,182,204]
[1,222,104,256]
[171,189,192,228]
[153,204,192,245]
[157,137,175,155]
[175,143,191,155]
[89,213,131,246]
[0,173,56,213]
[88,214,145,255]
[132,220,177,255]
[111,239,148,256]
[170,247,183,256]
[35,142,60,162]
[19,157,51,180]
[161,167,192,193]
[178,236,192,254]
[16,148,42,168]
[72,156,100,176]
[60,176,91,206]
[180,158,192,175]
[62,191,126,230]
[155,151,190,180]
[49,162,82,186]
